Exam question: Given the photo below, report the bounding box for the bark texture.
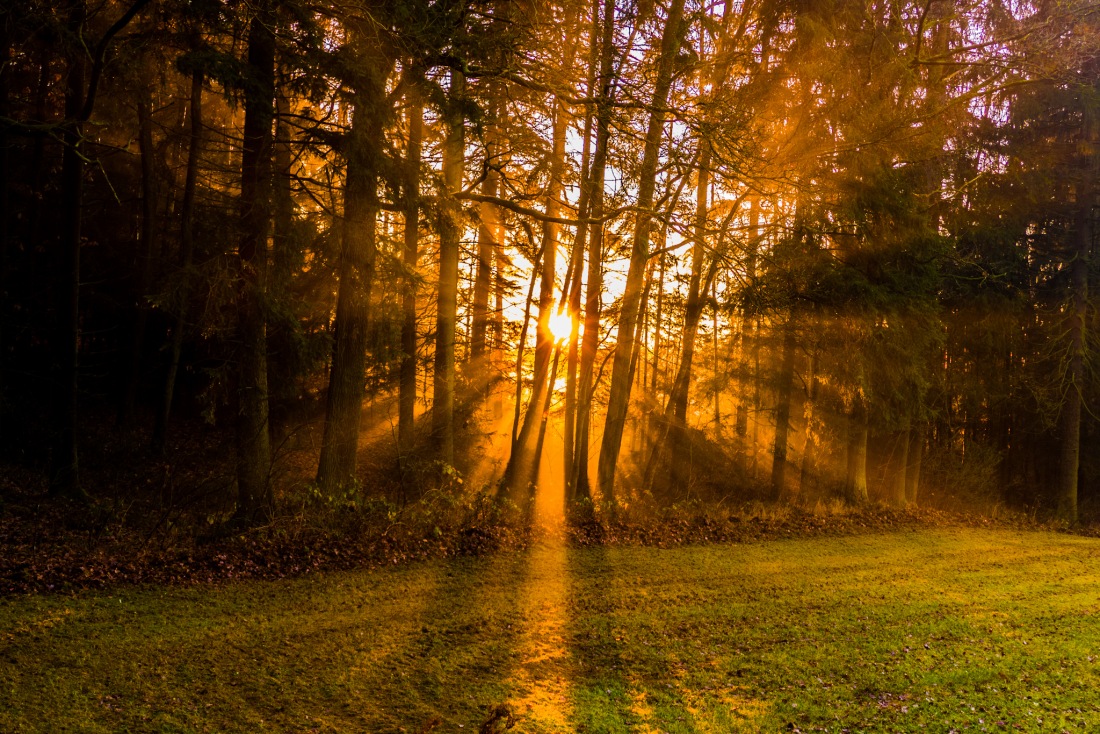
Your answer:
[316,42,391,493]
[432,70,465,464]
[233,8,276,520]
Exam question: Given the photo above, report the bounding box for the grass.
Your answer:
[2,527,1099,732]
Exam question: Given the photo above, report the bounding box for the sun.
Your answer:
[547,309,574,342]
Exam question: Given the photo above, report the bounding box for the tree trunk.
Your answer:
[738,198,761,461]
[316,47,390,494]
[1056,170,1092,525]
[118,85,159,428]
[733,316,748,440]
[630,262,655,455]
[152,68,202,454]
[572,0,618,502]
[905,428,923,505]
[432,70,465,465]
[50,0,87,498]
[267,82,299,435]
[562,0,598,505]
[888,430,910,507]
[233,8,275,521]
[657,0,733,459]
[399,90,423,455]
[645,154,715,491]
[492,242,505,419]
[596,0,686,508]
[797,347,818,497]
[751,315,762,478]
[508,243,544,464]
[845,398,869,504]
[505,81,570,494]
[469,117,498,380]
[770,318,796,501]
[712,278,722,436]
[48,0,153,491]
[667,148,711,427]
[658,145,718,487]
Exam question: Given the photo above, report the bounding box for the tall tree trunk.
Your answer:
[845,397,869,504]
[668,149,710,426]
[118,85,160,428]
[1056,168,1093,524]
[492,241,506,419]
[735,199,760,445]
[432,70,465,465]
[630,262,655,454]
[153,68,202,454]
[751,314,762,478]
[770,317,796,501]
[797,346,818,497]
[316,46,391,494]
[48,0,152,493]
[888,430,910,507]
[652,256,665,394]
[267,83,298,435]
[656,0,733,464]
[563,0,599,504]
[571,0,618,501]
[509,244,544,459]
[905,428,923,505]
[658,145,717,486]
[50,0,87,498]
[596,0,686,508]
[712,280,723,436]
[233,8,275,520]
[469,170,496,367]
[644,166,716,490]
[505,79,571,494]
[399,90,424,455]
[469,115,498,381]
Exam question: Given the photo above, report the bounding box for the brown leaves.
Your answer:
[0,486,1043,597]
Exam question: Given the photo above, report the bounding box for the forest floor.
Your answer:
[2,527,1099,732]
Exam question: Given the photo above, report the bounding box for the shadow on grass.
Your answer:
[356,551,535,732]
[563,543,774,733]
[564,544,642,732]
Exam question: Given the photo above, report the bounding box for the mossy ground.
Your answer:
[2,527,1099,732]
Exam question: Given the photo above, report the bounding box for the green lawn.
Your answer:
[2,527,1100,732]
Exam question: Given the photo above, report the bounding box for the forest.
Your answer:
[2,0,1096,530]
[2,0,1100,730]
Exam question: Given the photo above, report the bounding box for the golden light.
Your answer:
[547,309,574,343]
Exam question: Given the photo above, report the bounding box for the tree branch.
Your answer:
[79,0,157,122]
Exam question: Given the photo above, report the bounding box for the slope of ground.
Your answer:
[2,527,1098,732]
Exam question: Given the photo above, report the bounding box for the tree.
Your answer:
[399,85,425,456]
[49,0,154,497]
[233,1,276,521]
[595,0,687,508]
[153,61,203,455]
[432,68,466,466]
[316,17,395,494]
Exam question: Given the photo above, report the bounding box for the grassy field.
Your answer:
[2,527,1099,732]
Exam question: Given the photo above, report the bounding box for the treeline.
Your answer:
[0,0,1097,524]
